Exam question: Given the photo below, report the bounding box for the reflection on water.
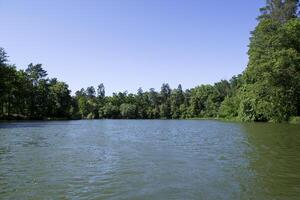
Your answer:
[0,120,299,199]
[242,123,300,199]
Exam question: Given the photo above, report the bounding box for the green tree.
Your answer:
[103,103,120,119]
[136,87,149,118]
[49,81,72,118]
[170,84,185,118]
[86,86,96,98]
[0,47,8,65]
[97,83,105,99]
[25,63,47,85]
[259,0,299,23]
[120,103,137,119]
[241,5,300,122]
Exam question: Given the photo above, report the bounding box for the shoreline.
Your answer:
[1,117,299,125]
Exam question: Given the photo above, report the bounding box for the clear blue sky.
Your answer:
[0,0,264,95]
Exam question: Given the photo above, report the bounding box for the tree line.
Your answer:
[0,0,299,122]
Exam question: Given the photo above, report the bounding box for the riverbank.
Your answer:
[0,115,80,122]
[186,116,300,125]
[1,116,300,125]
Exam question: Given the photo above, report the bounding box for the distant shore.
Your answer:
[1,116,299,125]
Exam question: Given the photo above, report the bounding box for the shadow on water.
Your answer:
[0,121,79,129]
[241,123,300,199]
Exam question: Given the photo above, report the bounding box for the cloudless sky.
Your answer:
[0,0,264,95]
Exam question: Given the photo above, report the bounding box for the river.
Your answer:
[0,120,299,199]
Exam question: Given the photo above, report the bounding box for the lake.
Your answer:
[0,120,299,199]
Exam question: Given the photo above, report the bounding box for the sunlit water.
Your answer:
[0,120,299,199]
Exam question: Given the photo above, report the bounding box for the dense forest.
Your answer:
[0,0,299,122]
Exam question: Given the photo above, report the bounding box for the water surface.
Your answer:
[0,120,299,199]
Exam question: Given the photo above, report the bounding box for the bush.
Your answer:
[289,116,300,124]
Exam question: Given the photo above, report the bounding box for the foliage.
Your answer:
[120,103,137,119]
[289,116,300,124]
[0,59,73,119]
[241,3,300,122]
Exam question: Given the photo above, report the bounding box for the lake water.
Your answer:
[0,120,299,199]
